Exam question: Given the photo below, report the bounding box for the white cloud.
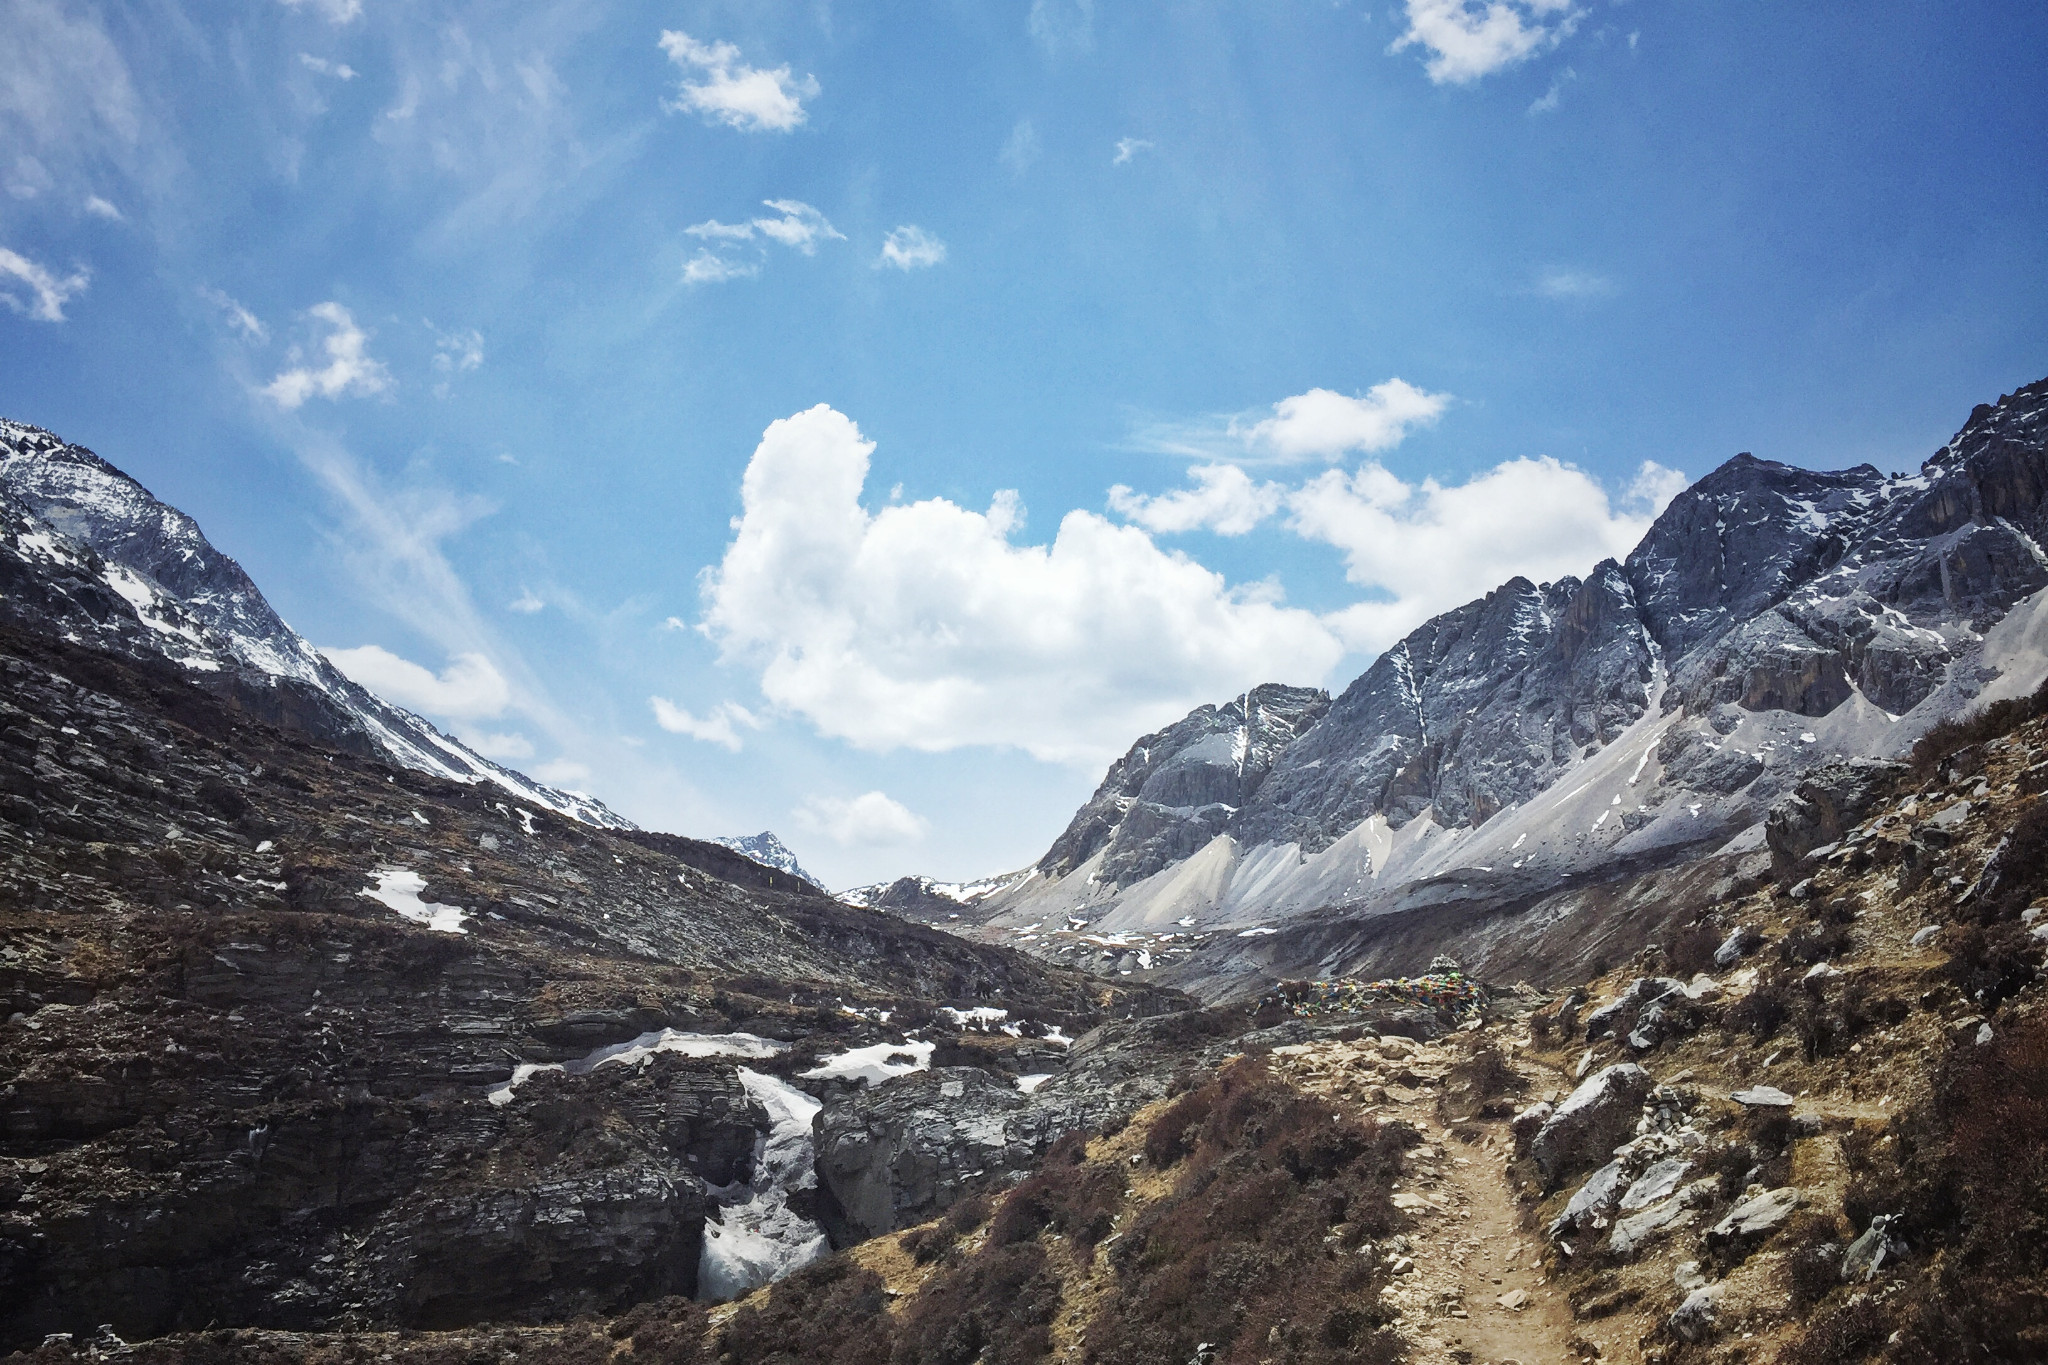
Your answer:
[878,225,945,271]
[1108,464,1282,536]
[323,644,514,719]
[1028,0,1095,57]
[508,589,544,614]
[795,791,929,847]
[1390,0,1581,85]
[298,52,359,80]
[1288,455,1687,652]
[0,246,87,321]
[1235,380,1451,461]
[683,250,760,285]
[681,200,841,282]
[1001,120,1041,176]
[658,30,816,133]
[1534,266,1614,299]
[264,302,392,408]
[81,194,121,219]
[1113,137,1154,165]
[698,405,1343,764]
[650,697,761,752]
[278,0,363,24]
[748,200,842,254]
[432,326,483,396]
[1528,65,1575,114]
[463,730,534,760]
[199,286,267,340]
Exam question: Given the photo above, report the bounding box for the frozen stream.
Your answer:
[485,1030,785,1105]
[698,1068,832,1301]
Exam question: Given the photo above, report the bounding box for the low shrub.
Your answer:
[1083,1059,1409,1365]
[891,1243,1062,1365]
[713,1255,893,1365]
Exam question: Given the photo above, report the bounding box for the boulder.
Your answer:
[1609,1196,1694,1256]
[1766,759,1906,877]
[1548,1159,1627,1237]
[1668,1287,1719,1344]
[1531,1064,1654,1185]
[1730,1085,1795,1107]
[1618,1158,1692,1212]
[1707,1186,1800,1248]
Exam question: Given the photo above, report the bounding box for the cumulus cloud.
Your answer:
[0,246,88,321]
[698,406,1343,764]
[683,200,842,283]
[658,30,816,133]
[81,194,121,219]
[1108,464,1282,536]
[1113,137,1154,165]
[1289,455,1686,652]
[323,645,514,719]
[1235,380,1451,461]
[650,698,761,752]
[1534,266,1614,299]
[1389,0,1581,85]
[508,589,544,614]
[264,302,392,408]
[298,52,358,79]
[278,0,362,22]
[878,225,945,271]
[795,791,928,847]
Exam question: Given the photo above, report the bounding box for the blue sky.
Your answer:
[3,0,2044,888]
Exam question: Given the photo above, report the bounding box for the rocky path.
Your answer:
[1273,1026,1618,1365]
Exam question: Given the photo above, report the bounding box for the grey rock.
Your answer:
[1618,1158,1692,1212]
[1531,1064,1654,1184]
[1767,759,1909,876]
[1708,1186,1801,1247]
[1609,1196,1694,1256]
[1668,1286,1719,1344]
[1730,1085,1796,1107]
[1547,1159,1628,1237]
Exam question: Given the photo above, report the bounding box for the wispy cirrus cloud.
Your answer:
[682,200,842,284]
[0,245,88,321]
[1533,265,1614,299]
[1113,137,1154,165]
[1389,0,1582,86]
[658,30,817,133]
[650,697,761,751]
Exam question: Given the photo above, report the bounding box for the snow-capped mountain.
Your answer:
[710,831,823,888]
[945,375,2048,940]
[836,869,1036,920]
[0,418,629,828]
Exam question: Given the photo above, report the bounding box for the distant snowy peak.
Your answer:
[838,869,1035,919]
[710,831,822,888]
[0,418,630,831]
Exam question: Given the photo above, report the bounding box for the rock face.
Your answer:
[1038,684,1331,885]
[928,375,2048,983]
[0,611,1173,1347]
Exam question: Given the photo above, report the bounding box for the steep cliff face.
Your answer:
[1035,683,1330,885]
[962,375,2048,945]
